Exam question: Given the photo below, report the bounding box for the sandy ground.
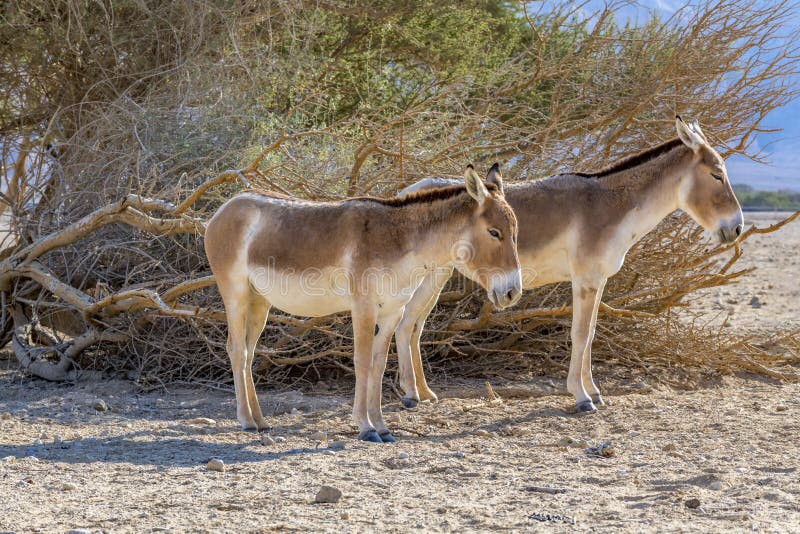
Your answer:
[0,212,798,533]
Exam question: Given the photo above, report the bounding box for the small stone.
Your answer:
[207,458,225,472]
[662,443,677,452]
[314,485,342,503]
[67,529,92,534]
[93,399,108,412]
[33,439,42,446]
[0,412,11,420]
[274,436,286,443]
[61,482,78,491]
[322,450,336,456]
[290,408,299,416]
[474,429,490,437]
[749,296,761,308]
[685,498,701,509]
[309,431,327,441]
[2,455,14,462]
[329,440,346,450]
[398,451,410,460]
[260,434,276,446]
[586,441,616,458]
[186,417,216,425]
[341,511,350,520]
[710,481,723,491]
[775,405,788,412]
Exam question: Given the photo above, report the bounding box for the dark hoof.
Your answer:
[575,400,597,414]
[591,394,605,407]
[379,431,397,443]
[358,429,383,443]
[401,396,419,409]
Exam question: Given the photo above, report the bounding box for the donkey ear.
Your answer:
[485,163,504,194]
[464,164,490,205]
[675,115,706,151]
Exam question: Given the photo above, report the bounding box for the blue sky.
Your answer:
[582,0,800,191]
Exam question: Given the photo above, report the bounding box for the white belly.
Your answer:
[249,267,352,317]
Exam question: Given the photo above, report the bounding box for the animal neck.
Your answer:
[600,144,695,245]
[389,192,475,268]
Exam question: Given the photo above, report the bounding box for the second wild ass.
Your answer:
[204,166,522,442]
[395,117,744,413]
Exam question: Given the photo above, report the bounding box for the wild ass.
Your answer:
[205,166,522,442]
[396,117,744,413]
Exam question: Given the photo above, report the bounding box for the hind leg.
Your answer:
[220,289,259,430]
[244,293,271,430]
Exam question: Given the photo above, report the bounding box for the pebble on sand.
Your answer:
[685,498,701,509]
[314,485,343,504]
[186,417,216,425]
[329,440,346,450]
[61,482,78,491]
[398,451,410,460]
[260,434,276,446]
[207,458,225,472]
[93,399,108,412]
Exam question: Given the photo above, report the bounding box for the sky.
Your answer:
[581,0,800,192]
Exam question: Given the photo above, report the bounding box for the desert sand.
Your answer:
[0,212,798,533]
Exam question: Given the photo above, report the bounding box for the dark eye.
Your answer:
[711,173,723,181]
[488,229,502,239]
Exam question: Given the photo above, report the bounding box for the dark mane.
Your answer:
[352,183,499,207]
[571,138,686,178]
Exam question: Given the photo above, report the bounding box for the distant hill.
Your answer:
[733,184,800,211]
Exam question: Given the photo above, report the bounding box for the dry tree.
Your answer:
[0,1,798,389]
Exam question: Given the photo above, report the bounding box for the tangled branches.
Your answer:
[1,1,799,386]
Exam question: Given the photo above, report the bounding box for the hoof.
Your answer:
[575,400,597,414]
[401,396,419,409]
[591,394,605,407]
[379,431,397,443]
[358,429,383,443]
[419,391,439,403]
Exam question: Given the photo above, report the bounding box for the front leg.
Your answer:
[581,279,607,406]
[351,303,382,442]
[366,309,405,442]
[567,277,604,414]
[396,266,450,408]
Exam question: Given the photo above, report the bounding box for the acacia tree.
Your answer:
[0,0,798,385]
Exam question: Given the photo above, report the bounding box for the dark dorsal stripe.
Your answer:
[571,138,685,178]
[242,183,498,207]
[352,182,499,207]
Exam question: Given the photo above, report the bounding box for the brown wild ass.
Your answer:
[396,117,744,413]
[205,166,522,442]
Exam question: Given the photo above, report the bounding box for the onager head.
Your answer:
[453,164,522,309]
[674,116,744,244]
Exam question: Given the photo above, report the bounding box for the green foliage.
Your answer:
[733,185,800,210]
